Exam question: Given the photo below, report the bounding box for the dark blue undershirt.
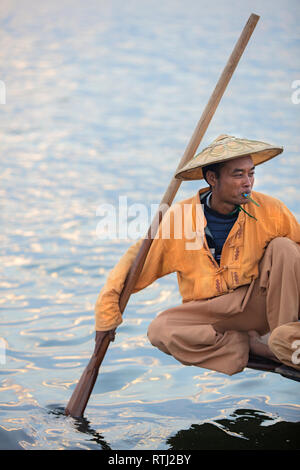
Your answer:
[202,192,239,264]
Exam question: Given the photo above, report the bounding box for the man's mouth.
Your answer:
[240,192,250,203]
[242,192,260,207]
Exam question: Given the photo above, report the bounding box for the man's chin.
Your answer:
[238,194,250,205]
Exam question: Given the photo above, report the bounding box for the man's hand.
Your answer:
[96,329,116,342]
[248,330,280,362]
[94,329,116,355]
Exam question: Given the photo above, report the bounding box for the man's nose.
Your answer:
[243,175,252,187]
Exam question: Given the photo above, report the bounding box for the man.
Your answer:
[94,135,300,375]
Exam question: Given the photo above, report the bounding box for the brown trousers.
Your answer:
[147,237,300,375]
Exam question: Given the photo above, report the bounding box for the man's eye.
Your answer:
[233,172,254,178]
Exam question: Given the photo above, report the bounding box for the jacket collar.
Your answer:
[192,188,246,237]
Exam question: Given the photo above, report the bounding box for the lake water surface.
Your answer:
[0,0,300,450]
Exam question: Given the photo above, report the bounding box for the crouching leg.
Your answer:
[147,305,250,376]
[268,322,300,370]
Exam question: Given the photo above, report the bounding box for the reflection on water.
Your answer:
[0,426,35,450]
[45,406,300,451]
[0,0,300,451]
[167,409,300,450]
[47,405,112,450]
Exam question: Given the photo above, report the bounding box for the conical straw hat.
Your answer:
[175,134,283,181]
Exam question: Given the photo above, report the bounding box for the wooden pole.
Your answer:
[65,13,260,418]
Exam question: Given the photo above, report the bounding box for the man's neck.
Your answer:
[209,191,237,215]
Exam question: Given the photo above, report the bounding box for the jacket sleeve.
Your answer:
[94,211,176,331]
[278,201,300,243]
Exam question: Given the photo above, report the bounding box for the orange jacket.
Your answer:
[95,189,300,331]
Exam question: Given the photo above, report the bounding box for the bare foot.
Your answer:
[248,330,281,363]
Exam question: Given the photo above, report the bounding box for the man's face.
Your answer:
[211,155,255,206]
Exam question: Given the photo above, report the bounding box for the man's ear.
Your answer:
[205,170,217,188]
